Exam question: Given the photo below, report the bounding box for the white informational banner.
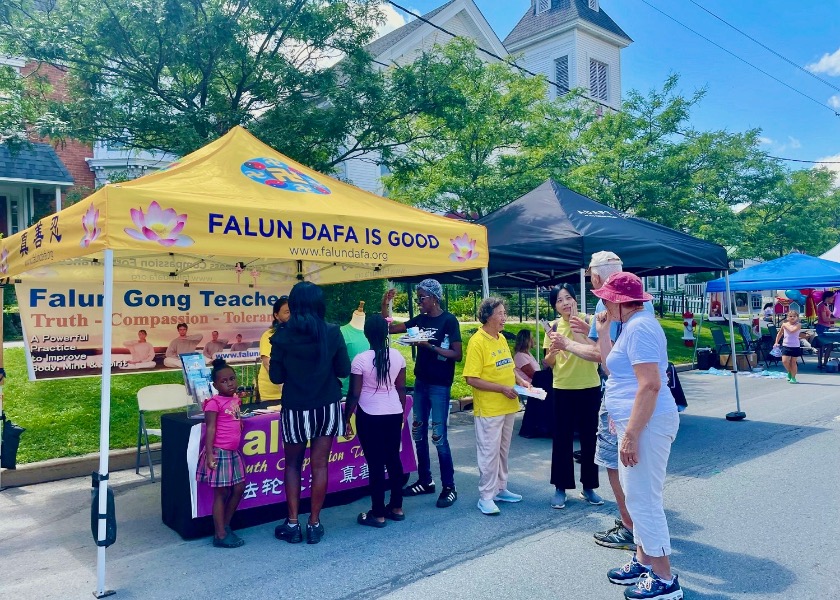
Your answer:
[16,282,290,380]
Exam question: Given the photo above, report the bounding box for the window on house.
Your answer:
[333,161,348,181]
[589,59,608,102]
[107,138,128,151]
[588,0,599,11]
[554,55,569,96]
[667,275,677,290]
[646,277,658,290]
[536,0,551,15]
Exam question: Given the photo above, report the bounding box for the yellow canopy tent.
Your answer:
[0,126,488,596]
[1,126,487,284]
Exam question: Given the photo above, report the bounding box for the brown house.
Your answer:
[0,59,94,237]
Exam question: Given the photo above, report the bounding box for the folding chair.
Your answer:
[710,327,751,370]
[136,384,193,482]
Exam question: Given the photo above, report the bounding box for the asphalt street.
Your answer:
[1,362,837,599]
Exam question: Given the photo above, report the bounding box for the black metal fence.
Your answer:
[396,283,706,322]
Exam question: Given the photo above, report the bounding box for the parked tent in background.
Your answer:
[820,242,840,263]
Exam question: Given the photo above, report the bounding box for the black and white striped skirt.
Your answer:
[281,401,345,444]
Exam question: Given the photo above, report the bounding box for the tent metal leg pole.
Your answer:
[579,269,586,313]
[481,267,489,299]
[0,287,4,492]
[535,285,540,352]
[724,270,746,421]
[95,249,116,597]
[692,293,707,368]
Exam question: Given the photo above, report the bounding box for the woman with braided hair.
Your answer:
[344,314,408,527]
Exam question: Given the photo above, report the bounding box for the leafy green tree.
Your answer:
[0,63,66,150]
[0,0,426,170]
[738,168,840,260]
[562,75,778,249]
[383,39,582,218]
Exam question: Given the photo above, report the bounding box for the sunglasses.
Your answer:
[416,295,432,304]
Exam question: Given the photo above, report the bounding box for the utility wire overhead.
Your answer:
[766,155,840,165]
[377,0,840,165]
[687,0,840,94]
[385,0,614,112]
[636,0,840,117]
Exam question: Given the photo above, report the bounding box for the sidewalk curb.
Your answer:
[5,366,699,489]
[1,444,159,488]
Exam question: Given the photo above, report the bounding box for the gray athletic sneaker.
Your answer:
[595,519,637,551]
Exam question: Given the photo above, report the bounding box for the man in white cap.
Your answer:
[548,251,653,551]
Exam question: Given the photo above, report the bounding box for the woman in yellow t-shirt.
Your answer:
[543,284,603,510]
[257,296,290,403]
[464,297,530,516]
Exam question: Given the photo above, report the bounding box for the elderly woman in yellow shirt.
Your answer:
[464,297,530,516]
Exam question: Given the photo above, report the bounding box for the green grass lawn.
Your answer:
[2,315,712,465]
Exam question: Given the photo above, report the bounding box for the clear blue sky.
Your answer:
[382,0,840,174]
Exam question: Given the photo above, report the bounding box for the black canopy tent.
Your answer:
[424,180,729,287]
[396,180,748,420]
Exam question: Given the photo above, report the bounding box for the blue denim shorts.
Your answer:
[594,401,618,470]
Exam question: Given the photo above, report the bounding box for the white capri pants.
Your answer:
[615,411,679,557]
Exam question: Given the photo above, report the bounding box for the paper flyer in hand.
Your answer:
[515,385,547,400]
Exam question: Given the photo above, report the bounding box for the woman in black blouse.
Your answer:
[270,281,351,545]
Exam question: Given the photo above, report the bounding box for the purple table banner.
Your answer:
[188,398,416,518]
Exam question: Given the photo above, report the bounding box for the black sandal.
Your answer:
[385,506,406,521]
[357,511,387,528]
[213,532,245,548]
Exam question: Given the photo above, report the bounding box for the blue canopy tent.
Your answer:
[707,253,840,292]
[705,253,840,420]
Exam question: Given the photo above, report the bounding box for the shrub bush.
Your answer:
[322,280,388,324]
[392,290,408,313]
[447,291,478,320]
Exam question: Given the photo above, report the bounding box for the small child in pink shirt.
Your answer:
[196,358,246,547]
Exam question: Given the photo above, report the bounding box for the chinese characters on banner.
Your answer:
[190,400,417,518]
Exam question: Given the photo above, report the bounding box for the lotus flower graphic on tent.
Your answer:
[124,201,194,247]
[0,247,8,275]
[80,203,102,247]
[449,234,479,262]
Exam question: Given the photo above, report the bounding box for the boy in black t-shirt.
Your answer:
[382,279,462,508]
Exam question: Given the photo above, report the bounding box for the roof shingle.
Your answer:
[365,0,457,58]
[503,0,632,49]
[0,142,74,184]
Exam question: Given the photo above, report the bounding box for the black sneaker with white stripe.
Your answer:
[403,480,435,497]
[436,486,457,508]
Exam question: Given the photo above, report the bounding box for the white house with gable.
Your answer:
[503,0,631,107]
[341,0,632,194]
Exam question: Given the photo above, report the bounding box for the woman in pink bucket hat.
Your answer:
[592,273,683,600]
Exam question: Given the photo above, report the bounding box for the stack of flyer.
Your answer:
[180,352,213,404]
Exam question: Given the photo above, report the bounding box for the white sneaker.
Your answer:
[494,489,523,503]
[477,498,501,515]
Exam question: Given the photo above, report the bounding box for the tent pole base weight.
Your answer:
[725,411,746,421]
[93,590,116,598]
